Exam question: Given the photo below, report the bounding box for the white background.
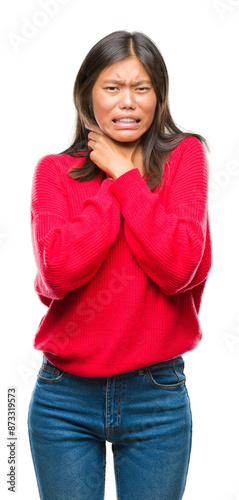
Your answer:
[1,0,239,498]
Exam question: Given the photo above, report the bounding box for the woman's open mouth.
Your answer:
[113,118,140,123]
[112,117,141,128]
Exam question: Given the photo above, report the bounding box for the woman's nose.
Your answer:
[118,89,136,109]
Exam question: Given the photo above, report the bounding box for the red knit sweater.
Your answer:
[31,136,212,377]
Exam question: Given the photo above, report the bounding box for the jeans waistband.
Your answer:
[42,354,183,379]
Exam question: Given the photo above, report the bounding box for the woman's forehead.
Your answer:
[96,57,152,84]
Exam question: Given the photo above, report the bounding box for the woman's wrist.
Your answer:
[112,161,136,180]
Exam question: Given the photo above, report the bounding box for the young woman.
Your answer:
[28,30,212,500]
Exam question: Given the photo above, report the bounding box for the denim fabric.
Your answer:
[28,355,192,500]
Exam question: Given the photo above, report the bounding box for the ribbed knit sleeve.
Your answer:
[31,155,121,300]
[109,137,211,295]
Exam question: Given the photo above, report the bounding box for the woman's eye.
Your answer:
[104,86,150,92]
[136,87,150,92]
[105,87,118,91]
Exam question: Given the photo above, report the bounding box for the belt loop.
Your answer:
[138,367,146,376]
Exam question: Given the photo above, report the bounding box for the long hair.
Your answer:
[60,31,208,191]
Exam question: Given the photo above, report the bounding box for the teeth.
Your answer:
[115,118,138,123]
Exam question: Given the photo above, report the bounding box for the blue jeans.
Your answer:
[28,355,192,500]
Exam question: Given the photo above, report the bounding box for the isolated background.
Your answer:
[1,0,239,498]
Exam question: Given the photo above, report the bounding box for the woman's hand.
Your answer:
[86,125,136,180]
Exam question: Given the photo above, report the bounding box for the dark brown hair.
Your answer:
[60,30,208,191]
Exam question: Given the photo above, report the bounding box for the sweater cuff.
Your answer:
[109,168,151,206]
[84,176,121,209]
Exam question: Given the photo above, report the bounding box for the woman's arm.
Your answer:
[109,137,212,295]
[31,155,121,301]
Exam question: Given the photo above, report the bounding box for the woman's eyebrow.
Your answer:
[102,79,152,85]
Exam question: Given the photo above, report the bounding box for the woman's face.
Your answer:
[91,57,157,144]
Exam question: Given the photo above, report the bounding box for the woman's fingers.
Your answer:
[88,135,100,152]
[88,129,107,153]
[88,139,96,151]
[88,131,100,143]
[85,124,103,135]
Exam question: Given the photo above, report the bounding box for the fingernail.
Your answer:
[85,123,93,131]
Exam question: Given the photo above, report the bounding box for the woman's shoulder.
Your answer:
[168,135,208,170]
[36,152,86,169]
[163,135,208,187]
[171,135,206,158]
[33,153,87,181]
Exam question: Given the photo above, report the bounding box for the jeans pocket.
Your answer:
[145,356,186,390]
[37,359,67,384]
